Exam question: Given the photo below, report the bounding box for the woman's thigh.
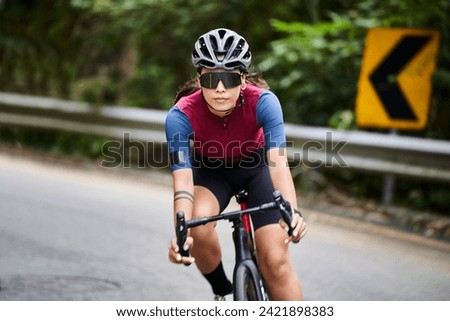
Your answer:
[193,167,234,214]
[244,166,282,230]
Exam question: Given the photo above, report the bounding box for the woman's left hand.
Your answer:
[280,210,307,244]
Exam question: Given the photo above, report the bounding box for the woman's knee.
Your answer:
[255,225,293,279]
[190,223,215,241]
[260,249,291,279]
[193,186,220,217]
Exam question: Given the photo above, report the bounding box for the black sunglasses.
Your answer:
[199,72,242,89]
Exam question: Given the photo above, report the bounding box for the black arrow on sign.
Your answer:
[369,35,432,120]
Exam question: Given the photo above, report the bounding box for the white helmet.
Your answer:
[192,28,252,72]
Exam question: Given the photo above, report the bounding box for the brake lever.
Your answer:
[273,191,294,237]
[175,211,191,266]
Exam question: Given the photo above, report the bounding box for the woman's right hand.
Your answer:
[168,236,195,265]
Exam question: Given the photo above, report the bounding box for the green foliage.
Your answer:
[260,15,366,126]
[328,110,357,130]
[0,0,316,108]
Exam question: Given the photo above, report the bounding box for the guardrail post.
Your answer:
[382,129,398,205]
[382,173,395,205]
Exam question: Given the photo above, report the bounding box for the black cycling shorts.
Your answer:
[192,151,282,230]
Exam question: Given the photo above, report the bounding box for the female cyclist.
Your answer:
[166,28,307,300]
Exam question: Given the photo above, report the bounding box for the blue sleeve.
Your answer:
[165,106,193,170]
[256,91,286,150]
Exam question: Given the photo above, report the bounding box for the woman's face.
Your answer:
[198,68,246,117]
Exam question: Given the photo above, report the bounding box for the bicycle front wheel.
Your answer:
[233,261,267,301]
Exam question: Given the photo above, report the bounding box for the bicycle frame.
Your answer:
[175,190,295,301]
[233,189,254,262]
[232,189,268,300]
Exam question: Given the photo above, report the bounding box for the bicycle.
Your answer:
[175,190,300,301]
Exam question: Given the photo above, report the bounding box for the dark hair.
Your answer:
[173,67,269,104]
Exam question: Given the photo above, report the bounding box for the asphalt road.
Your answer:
[1,152,449,301]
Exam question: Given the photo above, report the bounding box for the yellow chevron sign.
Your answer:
[356,28,440,130]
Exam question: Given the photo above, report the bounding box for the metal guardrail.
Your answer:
[1,92,450,183]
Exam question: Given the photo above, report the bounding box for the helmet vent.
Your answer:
[224,37,234,51]
[218,29,227,39]
[199,37,212,60]
[209,35,218,51]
